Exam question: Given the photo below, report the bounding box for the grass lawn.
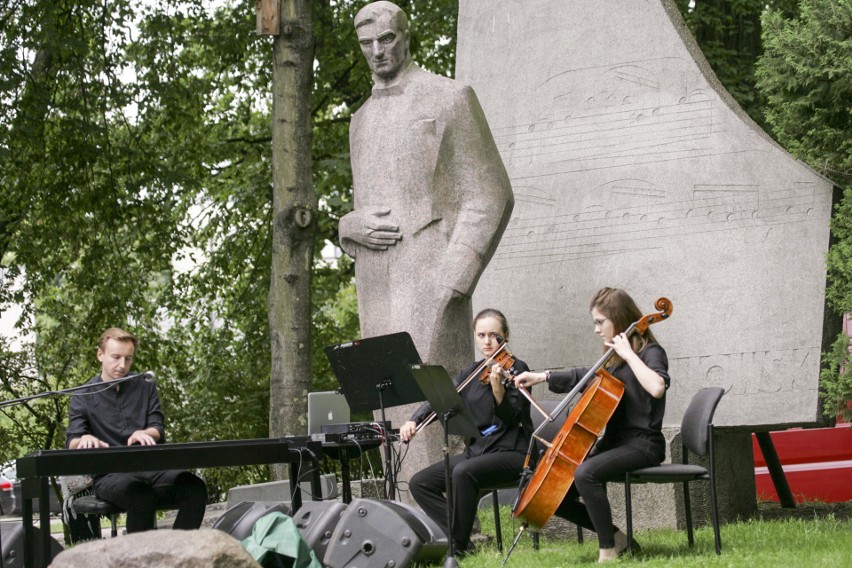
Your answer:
[49,500,851,567]
[457,502,852,567]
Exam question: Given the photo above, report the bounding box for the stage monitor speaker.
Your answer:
[292,501,348,561]
[323,498,447,568]
[211,501,291,541]
[0,521,64,568]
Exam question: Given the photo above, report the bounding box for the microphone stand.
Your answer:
[0,371,153,409]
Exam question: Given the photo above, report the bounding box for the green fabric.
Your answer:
[242,512,323,568]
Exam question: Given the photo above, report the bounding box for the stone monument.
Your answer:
[340,1,514,494]
[458,0,836,529]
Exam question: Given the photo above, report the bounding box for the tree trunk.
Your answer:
[268,0,316,480]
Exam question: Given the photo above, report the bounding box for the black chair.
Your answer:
[71,495,123,538]
[60,476,122,541]
[621,387,725,556]
[490,399,584,552]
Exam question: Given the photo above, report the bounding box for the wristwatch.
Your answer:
[544,370,551,383]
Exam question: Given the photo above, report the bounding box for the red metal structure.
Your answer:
[753,422,852,503]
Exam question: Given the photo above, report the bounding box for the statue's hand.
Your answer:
[339,206,403,253]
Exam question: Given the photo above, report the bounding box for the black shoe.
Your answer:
[614,531,640,556]
[619,537,641,556]
[453,541,476,559]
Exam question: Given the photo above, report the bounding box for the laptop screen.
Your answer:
[307,391,351,435]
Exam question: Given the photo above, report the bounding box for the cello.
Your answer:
[511,297,673,532]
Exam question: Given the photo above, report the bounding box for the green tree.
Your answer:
[673,0,801,128]
[0,0,458,501]
[0,0,191,457]
[755,0,852,421]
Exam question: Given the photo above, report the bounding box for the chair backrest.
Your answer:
[680,387,725,457]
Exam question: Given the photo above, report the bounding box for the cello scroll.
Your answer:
[634,297,672,335]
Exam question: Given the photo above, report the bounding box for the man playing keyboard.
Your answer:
[66,327,207,533]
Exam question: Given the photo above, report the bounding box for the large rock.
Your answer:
[50,528,259,568]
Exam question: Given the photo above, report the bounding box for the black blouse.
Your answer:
[410,358,533,458]
[546,343,670,459]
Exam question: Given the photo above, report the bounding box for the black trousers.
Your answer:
[553,441,658,548]
[410,451,526,550]
[94,470,207,533]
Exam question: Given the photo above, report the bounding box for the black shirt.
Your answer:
[410,358,533,457]
[66,374,166,448]
[547,343,670,459]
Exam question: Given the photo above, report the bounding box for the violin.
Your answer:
[414,341,553,436]
[477,348,521,384]
[478,346,554,422]
[413,341,512,435]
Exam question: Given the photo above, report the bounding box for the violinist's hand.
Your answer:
[606,332,636,362]
[339,206,403,255]
[489,364,506,403]
[513,371,547,389]
[400,420,418,443]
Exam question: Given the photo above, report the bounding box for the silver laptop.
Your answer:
[307,391,351,434]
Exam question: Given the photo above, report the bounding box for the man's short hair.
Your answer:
[98,327,139,351]
[354,1,409,34]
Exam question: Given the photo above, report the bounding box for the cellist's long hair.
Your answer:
[591,288,657,369]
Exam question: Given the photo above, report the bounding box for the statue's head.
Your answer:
[354,1,411,84]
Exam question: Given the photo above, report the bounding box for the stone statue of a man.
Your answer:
[339,1,514,489]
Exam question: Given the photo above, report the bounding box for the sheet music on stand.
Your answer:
[324,332,425,500]
[324,331,425,413]
[408,364,479,438]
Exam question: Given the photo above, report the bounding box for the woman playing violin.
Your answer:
[401,308,533,556]
[514,288,670,563]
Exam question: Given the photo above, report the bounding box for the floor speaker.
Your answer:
[211,501,291,541]
[0,521,64,568]
[292,501,348,561]
[323,498,447,568]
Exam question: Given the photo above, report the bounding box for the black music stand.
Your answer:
[409,364,481,568]
[325,332,424,500]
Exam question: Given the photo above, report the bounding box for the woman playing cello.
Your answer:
[514,288,670,562]
[401,308,533,556]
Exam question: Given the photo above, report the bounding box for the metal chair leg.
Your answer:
[624,474,634,554]
[709,428,721,555]
[492,490,503,552]
[683,480,694,547]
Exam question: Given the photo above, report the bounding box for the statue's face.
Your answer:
[356,13,410,82]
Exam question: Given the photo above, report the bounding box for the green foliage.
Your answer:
[1,0,193,457]
[674,0,801,129]
[755,0,852,421]
[756,0,851,187]
[818,331,852,422]
[0,0,458,501]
